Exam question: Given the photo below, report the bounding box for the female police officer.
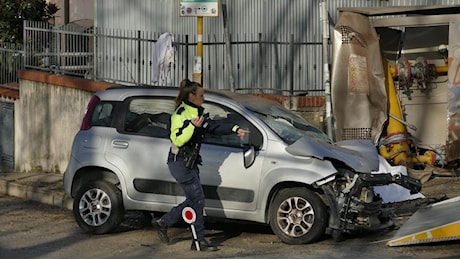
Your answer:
[153,79,249,252]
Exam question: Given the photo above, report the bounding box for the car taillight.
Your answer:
[80,96,101,130]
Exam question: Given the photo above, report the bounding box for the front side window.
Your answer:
[202,102,263,149]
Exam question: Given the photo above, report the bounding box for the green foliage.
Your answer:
[0,0,59,43]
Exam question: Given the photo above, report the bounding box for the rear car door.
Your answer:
[105,96,177,206]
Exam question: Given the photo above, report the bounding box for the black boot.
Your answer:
[190,239,218,252]
[152,218,170,244]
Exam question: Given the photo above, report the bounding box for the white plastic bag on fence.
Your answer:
[152,32,175,86]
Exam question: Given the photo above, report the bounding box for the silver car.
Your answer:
[63,86,420,244]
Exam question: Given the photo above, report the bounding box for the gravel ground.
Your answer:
[420,175,460,198]
[386,175,460,217]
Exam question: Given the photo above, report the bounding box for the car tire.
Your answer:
[73,180,124,234]
[269,187,327,244]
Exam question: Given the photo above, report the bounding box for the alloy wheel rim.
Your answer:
[79,188,112,226]
[276,196,314,237]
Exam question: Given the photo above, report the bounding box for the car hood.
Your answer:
[285,138,380,173]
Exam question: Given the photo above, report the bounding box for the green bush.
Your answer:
[0,0,59,43]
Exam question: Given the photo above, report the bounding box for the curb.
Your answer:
[0,178,73,210]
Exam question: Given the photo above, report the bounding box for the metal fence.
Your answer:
[0,42,23,87]
[21,20,325,96]
[24,21,94,79]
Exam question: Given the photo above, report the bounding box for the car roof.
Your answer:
[97,85,230,100]
[95,85,281,110]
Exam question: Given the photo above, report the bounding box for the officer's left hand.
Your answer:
[191,116,205,127]
[237,128,250,139]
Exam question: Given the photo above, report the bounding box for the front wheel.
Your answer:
[269,187,327,244]
[73,180,124,234]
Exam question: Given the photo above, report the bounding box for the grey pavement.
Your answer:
[0,171,73,210]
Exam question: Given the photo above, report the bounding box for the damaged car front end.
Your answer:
[248,100,422,243]
[286,137,422,242]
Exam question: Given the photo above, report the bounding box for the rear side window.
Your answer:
[123,97,175,138]
[90,101,118,127]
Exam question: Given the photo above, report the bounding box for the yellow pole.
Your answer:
[385,60,406,135]
[192,16,203,84]
[197,16,203,57]
[379,59,438,166]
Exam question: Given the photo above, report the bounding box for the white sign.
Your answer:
[193,56,202,73]
[180,0,219,17]
[182,207,196,224]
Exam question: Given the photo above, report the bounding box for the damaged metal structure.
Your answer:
[330,5,460,246]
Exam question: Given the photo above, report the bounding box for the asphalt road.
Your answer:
[1,194,460,259]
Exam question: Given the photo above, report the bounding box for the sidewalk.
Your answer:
[0,172,73,210]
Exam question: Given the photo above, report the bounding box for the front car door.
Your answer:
[197,100,265,215]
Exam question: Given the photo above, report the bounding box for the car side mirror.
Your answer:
[243,145,256,168]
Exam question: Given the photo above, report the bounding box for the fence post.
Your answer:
[289,33,294,97]
[289,33,295,109]
[185,34,189,79]
[137,30,141,84]
[93,27,98,81]
[258,33,262,90]
[23,20,28,68]
[222,0,235,91]
[57,26,61,73]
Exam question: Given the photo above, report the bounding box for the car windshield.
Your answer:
[250,105,331,145]
[227,92,332,145]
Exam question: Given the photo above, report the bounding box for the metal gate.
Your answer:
[0,101,14,171]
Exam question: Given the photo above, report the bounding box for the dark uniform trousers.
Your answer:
[162,151,206,241]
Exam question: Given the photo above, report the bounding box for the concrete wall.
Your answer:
[16,71,114,173]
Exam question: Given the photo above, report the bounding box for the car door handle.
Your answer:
[112,139,129,149]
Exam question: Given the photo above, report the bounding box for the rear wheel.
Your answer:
[269,187,327,244]
[73,180,124,234]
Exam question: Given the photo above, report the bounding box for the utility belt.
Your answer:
[171,144,201,168]
[170,144,195,157]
